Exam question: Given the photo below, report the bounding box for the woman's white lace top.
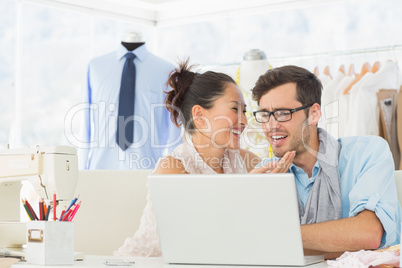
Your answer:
[114,139,248,257]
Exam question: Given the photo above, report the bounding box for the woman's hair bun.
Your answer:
[165,58,197,127]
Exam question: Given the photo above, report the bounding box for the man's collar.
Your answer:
[290,160,320,174]
[116,43,148,62]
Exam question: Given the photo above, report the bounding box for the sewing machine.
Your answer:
[0,146,78,250]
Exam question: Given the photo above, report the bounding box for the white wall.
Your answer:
[0,0,401,148]
[157,0,402,65]
[0,0,155,148]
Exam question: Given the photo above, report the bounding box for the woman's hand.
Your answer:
[249,160,277,173]
[249,151,296,174]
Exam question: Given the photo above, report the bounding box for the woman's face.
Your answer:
[200,83,248,150]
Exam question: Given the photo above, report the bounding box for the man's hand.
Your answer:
[301,210,384,253]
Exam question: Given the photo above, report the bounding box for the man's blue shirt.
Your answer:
[259,135,401,248]
[78,44,182,169]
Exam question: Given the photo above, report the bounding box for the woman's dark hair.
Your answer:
[252,65,322,113]
[165,59,236,131]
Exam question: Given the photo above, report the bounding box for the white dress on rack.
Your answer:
[332,74,355,138]
[318,73,332,89]
[347,61,402,136]
[114,138,248,257]
[319,70,346,138]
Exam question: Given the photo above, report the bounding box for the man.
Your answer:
[251,65,401,258]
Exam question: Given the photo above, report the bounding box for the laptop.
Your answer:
[148,173,324,266]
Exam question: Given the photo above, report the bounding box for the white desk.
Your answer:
[11,256,330,268]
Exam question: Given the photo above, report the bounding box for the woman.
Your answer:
[114,59,280,257]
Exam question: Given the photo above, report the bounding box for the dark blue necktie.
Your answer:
[116,53,136,150]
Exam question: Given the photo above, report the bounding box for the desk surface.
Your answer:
[11,255,330,268]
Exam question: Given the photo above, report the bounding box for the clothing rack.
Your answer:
[268,44,402,63]
[203,45,402,69]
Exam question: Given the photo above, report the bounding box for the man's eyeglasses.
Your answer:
[253,104,313,123]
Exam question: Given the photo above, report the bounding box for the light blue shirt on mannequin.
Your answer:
[78,44,182,170]
[258,135,401,248]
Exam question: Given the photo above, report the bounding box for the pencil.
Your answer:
[43,202,47,219]
[22,199,34,220]
[61,196,79,219]
[39,199,44,220]
[53,191,57,221]
[45,205,52,221]
[25,199,38,220]
[67,201,81,222]
[59,207,66,221]
[61,208,73,221]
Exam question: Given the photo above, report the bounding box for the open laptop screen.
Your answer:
[149,173,323,266]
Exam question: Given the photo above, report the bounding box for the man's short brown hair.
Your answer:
[252,65,322,108]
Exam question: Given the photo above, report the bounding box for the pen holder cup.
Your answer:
[26,221,74,265]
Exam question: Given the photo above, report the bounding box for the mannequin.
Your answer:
[237,49,272,158]
[238,49,271,92]
[121,31,145,51]
[78,31,182,170]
